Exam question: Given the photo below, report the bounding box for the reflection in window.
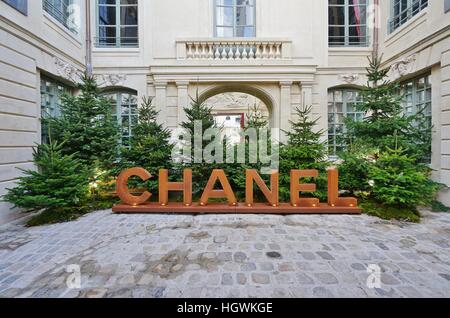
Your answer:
[2,0,28,15]
[40,76,72,143]
[103,91,138,147]
[328,89,364,155]
[43,0,77,33]
[328,0,368,47]
[97,0,138,47]
[215,0,255,37]
[389,0,428,33]
[400,73,432,161]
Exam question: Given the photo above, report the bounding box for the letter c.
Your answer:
[116,167,152,206]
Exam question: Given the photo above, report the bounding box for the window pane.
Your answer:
[120,5,138,25]
[329,0,368,47]
[99,5,116,25]
[328,89,364,155]
[216,26,234,37]
[215,0,255,37]
[216,6,234,26]
[43,0,77,33]
[96,0,139,47]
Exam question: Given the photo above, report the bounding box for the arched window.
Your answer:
[328,89,364,155]
[102,90,138,147]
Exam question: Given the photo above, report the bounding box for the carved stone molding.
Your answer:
[339,73,359,84]
[389,54,417,80]
[96,74,128,88]
[54,57,81,82]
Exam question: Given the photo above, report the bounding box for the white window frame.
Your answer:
[43,0,78,34]
[214,0,256,38]
[96,0,139,48]
[389,0,428,33]
[328,0,369,47]
[103,91,138,147]
[2,0,27,15]
[328,89,364,155]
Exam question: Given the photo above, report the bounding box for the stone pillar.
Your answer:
[439,43,450,205]
[280,81,293,143]
[301,83,313,107]
[154,81,167,125]
[176,81,189,126]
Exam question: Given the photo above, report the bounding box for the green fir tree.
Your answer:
[346,55,430,159]
[279,106,329,201]
[119,97,173,194]
[46,74,120,171]
[3,140,90,213]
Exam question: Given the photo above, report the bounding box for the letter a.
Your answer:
[200,170,237,206]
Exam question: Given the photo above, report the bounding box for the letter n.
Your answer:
[246,170,279,206]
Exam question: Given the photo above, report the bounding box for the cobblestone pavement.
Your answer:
[0,210,449,298]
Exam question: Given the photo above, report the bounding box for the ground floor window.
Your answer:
[400,73,432,161]
[40,75,71,143]
[103,91,138,148]
[401,73,432,127]
[328,89,364,155]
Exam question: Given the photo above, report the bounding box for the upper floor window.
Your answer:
[389,0,428,33]
[215,0,255,37]
[328,89,364,155]
[329,0,368,47]
[96,0,138,48]
[43,0,77,34]
[2,0,27,15]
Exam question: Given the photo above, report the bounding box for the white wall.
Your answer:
[0,0,86,223]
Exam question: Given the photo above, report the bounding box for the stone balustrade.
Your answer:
[176,38,292,61]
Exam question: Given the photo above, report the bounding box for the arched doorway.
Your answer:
[198,84,276,128]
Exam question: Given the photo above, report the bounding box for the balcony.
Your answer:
[176,38,292,61]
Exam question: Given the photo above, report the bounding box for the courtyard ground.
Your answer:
[0,210,449,298]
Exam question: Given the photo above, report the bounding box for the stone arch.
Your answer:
[198,84,277,127]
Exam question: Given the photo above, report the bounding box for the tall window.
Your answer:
[40,76,72,143]
[215,0,255,37]
[389,0,428,33]
[97,0,139,47]
[2,0,28,15]
[43,0,77,33]
[329,0,368,47]
[328,89,364,155]
[103,91,138,147]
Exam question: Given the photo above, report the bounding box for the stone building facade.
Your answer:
[0,0,449,223]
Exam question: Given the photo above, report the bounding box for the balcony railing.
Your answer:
[176,38,292,61]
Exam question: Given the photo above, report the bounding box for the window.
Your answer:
[40,76,72,143]
[97,0,139,48]
[328,89,364,155]
[389,0,428,33]
[400,73,432,161]
[103,91,138,147]
[329,0,368,47]
[215,0,255,37]
[2,0,27,15]
[43,0,77,33]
